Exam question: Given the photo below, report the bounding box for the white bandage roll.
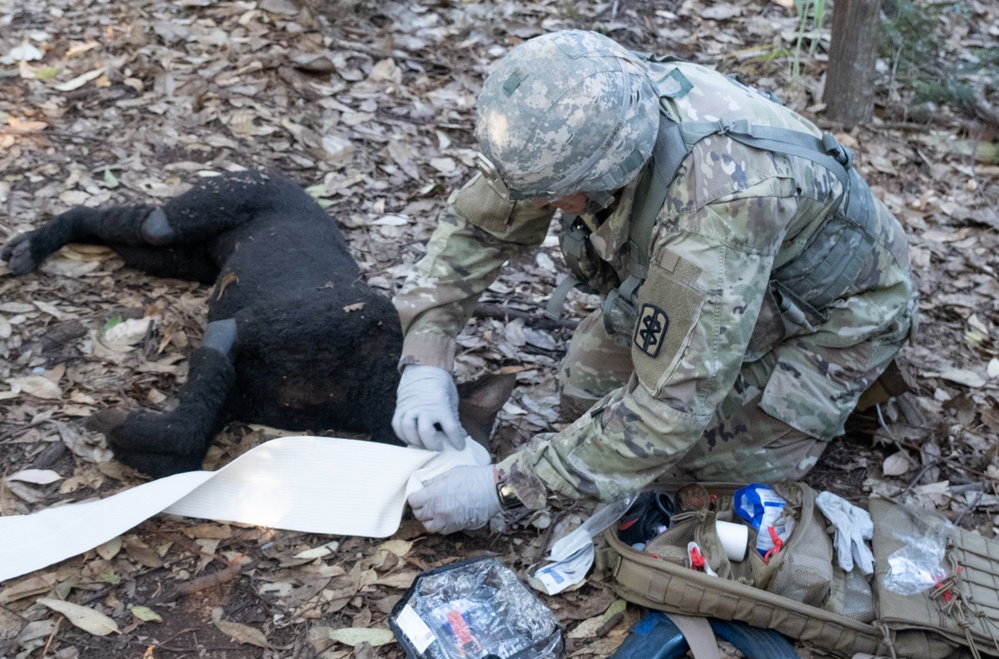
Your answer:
[716,520,749,561]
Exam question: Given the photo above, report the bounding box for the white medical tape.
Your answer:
[0,436,490,584]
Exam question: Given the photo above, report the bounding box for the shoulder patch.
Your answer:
[634,304,670,357]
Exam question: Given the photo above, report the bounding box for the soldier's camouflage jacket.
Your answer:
[393,60,917,509]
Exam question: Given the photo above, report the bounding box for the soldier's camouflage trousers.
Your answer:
[558,308,830,482]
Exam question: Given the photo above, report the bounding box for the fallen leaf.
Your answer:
[327,627,395,647]
[99,317,152,351]
[882,451,913,476]
[259,0,301,16]
[213,617,272,648]
[130,606,162,623]
[7,468,62,485]
[0,576,54,604]
[343,302,365,312]
[53,66,105,92]
[372,570,420,589]
[368,58,402,84]
[937,368,986,388]
[322,134,353,162]
[96,536,123,561]
[6,41,43,62]
[65,41,101,58]
[377,539,413,558]
[910,481,951,509]
[183,523,232,540]
[103,168,119,189]
[371,215,410,226]
[7,116,48,132]
[4,375,62,399]
[429,157,457,175]
[37,597,119,636]
[294,540,341,559]
[568,614,608,639]
[701,3,742,19]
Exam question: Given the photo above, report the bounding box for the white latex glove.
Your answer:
[392,365,467,451]
[408,465,500,534]
[816,491,875,575]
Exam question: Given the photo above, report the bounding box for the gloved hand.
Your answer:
[392,365,468,451]
[816,491,875,575]
[408,465,500,534]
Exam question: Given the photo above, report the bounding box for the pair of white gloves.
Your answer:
[393,365,501,534]
[815,491,875,575]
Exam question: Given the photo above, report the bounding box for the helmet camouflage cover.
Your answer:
[475,30,661,201]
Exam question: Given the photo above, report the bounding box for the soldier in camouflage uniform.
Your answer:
[398,30,916,534]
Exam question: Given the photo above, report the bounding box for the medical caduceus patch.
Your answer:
[634,304,669,357]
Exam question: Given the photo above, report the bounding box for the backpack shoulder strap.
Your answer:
[617,114,688,302]
[622,116,856,302]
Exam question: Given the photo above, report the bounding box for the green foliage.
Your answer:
[102,315,123,333]
[879,0,997,114]
[791,0,829,78]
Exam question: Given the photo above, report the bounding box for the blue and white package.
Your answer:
[734,484,796,557]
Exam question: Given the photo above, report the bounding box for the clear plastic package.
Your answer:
[389,556,564,659]
[883,519,952,596]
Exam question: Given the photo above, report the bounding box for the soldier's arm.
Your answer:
[394,173,555,371]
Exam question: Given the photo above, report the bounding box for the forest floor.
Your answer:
[1,0,998,657]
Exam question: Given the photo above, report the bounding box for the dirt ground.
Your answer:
[1,0,998,657]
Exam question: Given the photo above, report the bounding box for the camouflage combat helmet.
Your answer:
[475,30,660,205]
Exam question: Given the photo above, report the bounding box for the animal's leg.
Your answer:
[95,325,238,477]
[101,441,207,478]
[1,202,224,282]
[2,205,164,275]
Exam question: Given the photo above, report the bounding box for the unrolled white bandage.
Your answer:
[0,436,489,584]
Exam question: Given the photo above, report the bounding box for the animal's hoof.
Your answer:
[1,236,39,275]
[87,408,130,436]
[140,208,175,245]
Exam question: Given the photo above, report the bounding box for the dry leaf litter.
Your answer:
[0,0,997,657]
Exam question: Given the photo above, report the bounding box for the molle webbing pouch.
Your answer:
[771,168,879,314]
[870,498,999,658]
[597,482,999,659]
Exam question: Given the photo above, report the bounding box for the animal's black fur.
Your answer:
[2,170,405,477]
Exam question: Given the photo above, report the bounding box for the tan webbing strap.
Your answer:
[667,614,722,659]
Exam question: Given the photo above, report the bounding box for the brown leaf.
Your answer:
[183,523,233,540]
[0,576,54,604]
[212,611,272,649]
[7,116,48,132]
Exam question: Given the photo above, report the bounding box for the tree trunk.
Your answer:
[824,0,882,125]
